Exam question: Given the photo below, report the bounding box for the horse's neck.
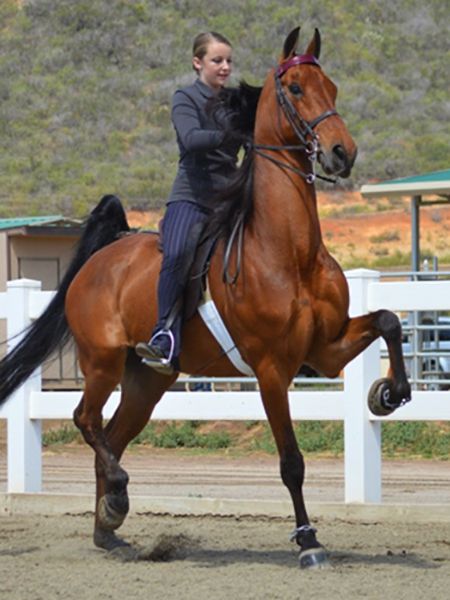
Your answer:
[250,157,323,267]
[250,82,323,264]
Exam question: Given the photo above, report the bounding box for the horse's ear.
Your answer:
[305,28,321,59]
[281,26,300,60]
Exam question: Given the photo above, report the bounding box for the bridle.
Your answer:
[223,54,339,285]
[253,53,338,184]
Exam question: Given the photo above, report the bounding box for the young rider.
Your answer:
[135,31,241,374]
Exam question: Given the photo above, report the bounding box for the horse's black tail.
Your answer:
[0,194,130,404]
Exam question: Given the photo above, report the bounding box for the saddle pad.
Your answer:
[197,300,255,376]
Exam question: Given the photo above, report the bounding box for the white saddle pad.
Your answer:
[197,300,255,376]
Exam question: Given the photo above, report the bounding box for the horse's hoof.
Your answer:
[94,527,130,551]
[367,378,395,416]
[298,547,330,569]
[98,495,128,531]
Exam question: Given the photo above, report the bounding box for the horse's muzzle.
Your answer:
[319,144,357,178]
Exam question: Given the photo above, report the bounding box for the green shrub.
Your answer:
[131,422,231,450]
[42,420,450,460]
[42,424,81,446]
[369,230,400,243]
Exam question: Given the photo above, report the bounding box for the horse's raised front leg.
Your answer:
[309,310,411,415]
[257,365,329,569]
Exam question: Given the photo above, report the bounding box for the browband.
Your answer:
[276,54,320,77]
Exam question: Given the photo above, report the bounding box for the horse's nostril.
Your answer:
[332,145,347,163]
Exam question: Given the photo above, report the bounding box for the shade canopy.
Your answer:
[361,169,450,199]
[0,216,81,231]
[360,169,450,272]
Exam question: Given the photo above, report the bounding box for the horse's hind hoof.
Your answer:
[368,377,395,416]
[299,547,330,569]
[94,527,130,551]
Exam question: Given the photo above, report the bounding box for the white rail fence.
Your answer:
[1,270,450,503]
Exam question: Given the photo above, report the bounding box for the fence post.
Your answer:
[344,269,382,503]
[6,279,42,493]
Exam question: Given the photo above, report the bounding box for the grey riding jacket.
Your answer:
[167,79,240,209]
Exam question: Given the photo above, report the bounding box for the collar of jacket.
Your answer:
[195,78,221,99]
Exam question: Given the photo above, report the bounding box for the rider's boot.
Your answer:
[135,330,176,376]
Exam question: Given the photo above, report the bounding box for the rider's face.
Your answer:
[193,41,233,91]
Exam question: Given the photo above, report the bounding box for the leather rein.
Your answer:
[223,54,338,285]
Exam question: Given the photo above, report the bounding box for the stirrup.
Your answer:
[136,330,175,375]
[141,356,175,376]
[149,329,175,364]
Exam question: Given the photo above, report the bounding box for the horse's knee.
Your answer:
[73,402,103,446]
[280,450,305,490]
[73,402,83,431]
[377,310,401,342]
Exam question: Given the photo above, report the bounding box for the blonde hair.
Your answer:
[192,31,232,72]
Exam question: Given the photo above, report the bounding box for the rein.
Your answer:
[253,53,338,185]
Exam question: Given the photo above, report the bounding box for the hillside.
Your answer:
[0,0,448,218]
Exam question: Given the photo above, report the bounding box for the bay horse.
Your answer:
[0,27,411,568]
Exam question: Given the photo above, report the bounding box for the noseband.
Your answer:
[253,53,338,184]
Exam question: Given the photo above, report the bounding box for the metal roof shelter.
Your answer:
[361,169,450,272]
[0,216,81,231]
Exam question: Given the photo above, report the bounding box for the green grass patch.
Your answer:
[131,421,231,450]
[42,424,81,446]
[249,421,344,456]
[41,420,450,460]
[382,422,450,459]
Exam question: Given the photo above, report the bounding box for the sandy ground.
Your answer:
[1,445,450,505]
[1,511,450,600]
[1,446,450,599]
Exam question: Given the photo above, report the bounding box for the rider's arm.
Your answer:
[172,90,226,152]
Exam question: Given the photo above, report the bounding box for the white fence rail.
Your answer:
[1,270,450,503]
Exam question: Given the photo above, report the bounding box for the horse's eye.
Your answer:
[288,83,302,96]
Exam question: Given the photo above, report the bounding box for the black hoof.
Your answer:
[299,546,330,569]
[368,378,395,416]
[94,527,130,551]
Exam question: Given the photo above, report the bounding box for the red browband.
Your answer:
[276,54,320,77]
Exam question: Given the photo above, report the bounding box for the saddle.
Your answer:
[155,211,245,329]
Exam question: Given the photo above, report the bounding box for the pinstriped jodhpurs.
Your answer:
[152,200,210,360]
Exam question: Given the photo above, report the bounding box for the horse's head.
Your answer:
[257,27,357,179]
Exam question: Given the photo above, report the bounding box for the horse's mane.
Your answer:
[207,81,262,239]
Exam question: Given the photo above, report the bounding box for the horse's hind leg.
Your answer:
[72,349,130,545]
[93,350,177,551]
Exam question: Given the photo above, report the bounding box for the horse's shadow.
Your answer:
[183,548,440,570]
[113,535,442,570]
